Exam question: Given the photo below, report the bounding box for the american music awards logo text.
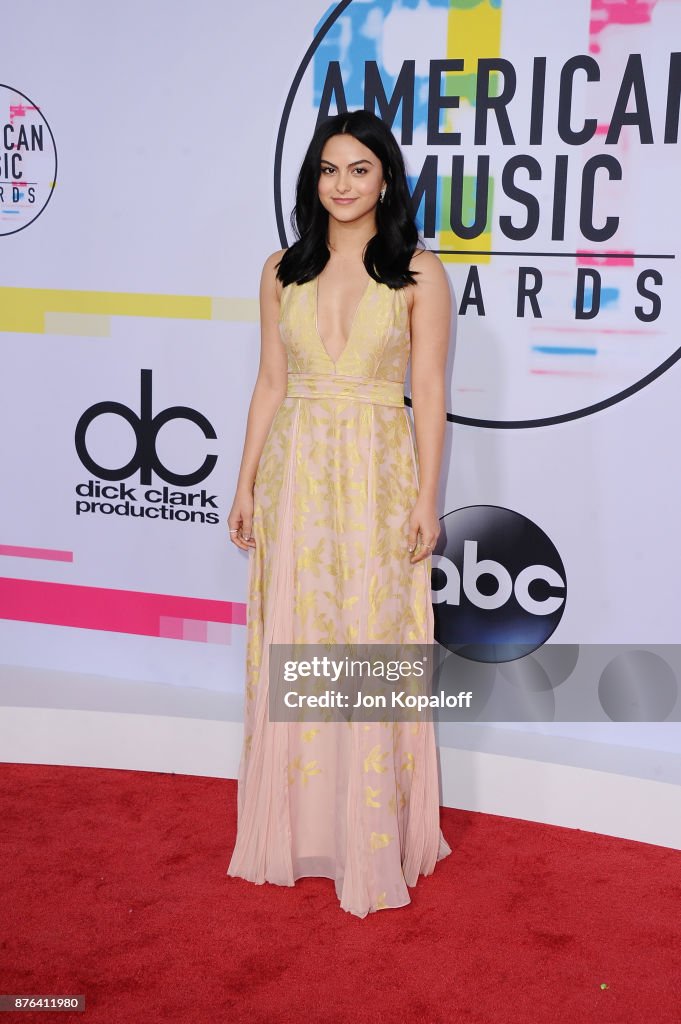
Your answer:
[0,83,57,236]
[275,0,681,428]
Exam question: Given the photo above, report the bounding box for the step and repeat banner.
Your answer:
[1,1,680,837]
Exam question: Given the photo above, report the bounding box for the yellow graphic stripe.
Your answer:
[442,0,502,263]
[0,287,259,334]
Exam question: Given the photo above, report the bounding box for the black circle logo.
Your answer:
[75,370,218,486]
[432,504,567,662]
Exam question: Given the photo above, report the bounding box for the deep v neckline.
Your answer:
[313,274,373,367]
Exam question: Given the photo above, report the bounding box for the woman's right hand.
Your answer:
[227,488,256,551]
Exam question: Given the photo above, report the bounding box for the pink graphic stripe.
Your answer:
[576,251,634,267]
[530,326,662,336]
[0,545,74,562]
[530,369,604,378]
[0,578,247,640]
[589,0,658,53]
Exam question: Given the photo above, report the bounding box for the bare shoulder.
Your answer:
[409,246,447,283]
[263,247,287,274]
[261,248,288,302]
[406,247,448,313]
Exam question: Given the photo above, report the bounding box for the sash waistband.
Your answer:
[286,372,405,408]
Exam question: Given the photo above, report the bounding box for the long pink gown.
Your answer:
[226,272,452,917]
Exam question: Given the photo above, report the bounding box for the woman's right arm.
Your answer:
[227,249,288,551]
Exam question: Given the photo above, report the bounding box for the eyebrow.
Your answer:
[320,158,374,168]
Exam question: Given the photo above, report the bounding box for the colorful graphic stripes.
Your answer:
[0,578,247,644]
[0,287,259,334]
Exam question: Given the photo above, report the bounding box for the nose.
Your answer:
[337,171,351,193]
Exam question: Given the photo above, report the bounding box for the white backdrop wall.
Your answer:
[1,0,680,849]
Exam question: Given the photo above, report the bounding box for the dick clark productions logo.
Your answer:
[74,369,220,526]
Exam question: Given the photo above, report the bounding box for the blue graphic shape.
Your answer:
[573,286,620,313]
[532,345,598,356]
[314,0,448,132]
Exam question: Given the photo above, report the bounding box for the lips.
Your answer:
[333,198,357,204]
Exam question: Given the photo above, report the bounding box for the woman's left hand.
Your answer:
[407,497,441,564]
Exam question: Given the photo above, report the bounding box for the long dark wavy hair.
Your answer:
[276,110,423,290]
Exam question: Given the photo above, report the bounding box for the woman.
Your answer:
[226,110,452,918]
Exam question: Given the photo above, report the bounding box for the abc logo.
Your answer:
[75,369,217,486]
[432,505,567,663]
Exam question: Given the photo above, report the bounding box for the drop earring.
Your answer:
[379,186,386,203]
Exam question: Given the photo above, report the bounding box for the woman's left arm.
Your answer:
[407,249,452,564]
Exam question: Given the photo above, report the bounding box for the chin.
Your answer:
[327,203,370,219]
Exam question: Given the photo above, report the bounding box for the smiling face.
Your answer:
[317,133,386,224]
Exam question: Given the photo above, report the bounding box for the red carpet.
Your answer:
[1,763,679,1023]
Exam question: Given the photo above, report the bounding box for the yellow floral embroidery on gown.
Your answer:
[226,273,452,918]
